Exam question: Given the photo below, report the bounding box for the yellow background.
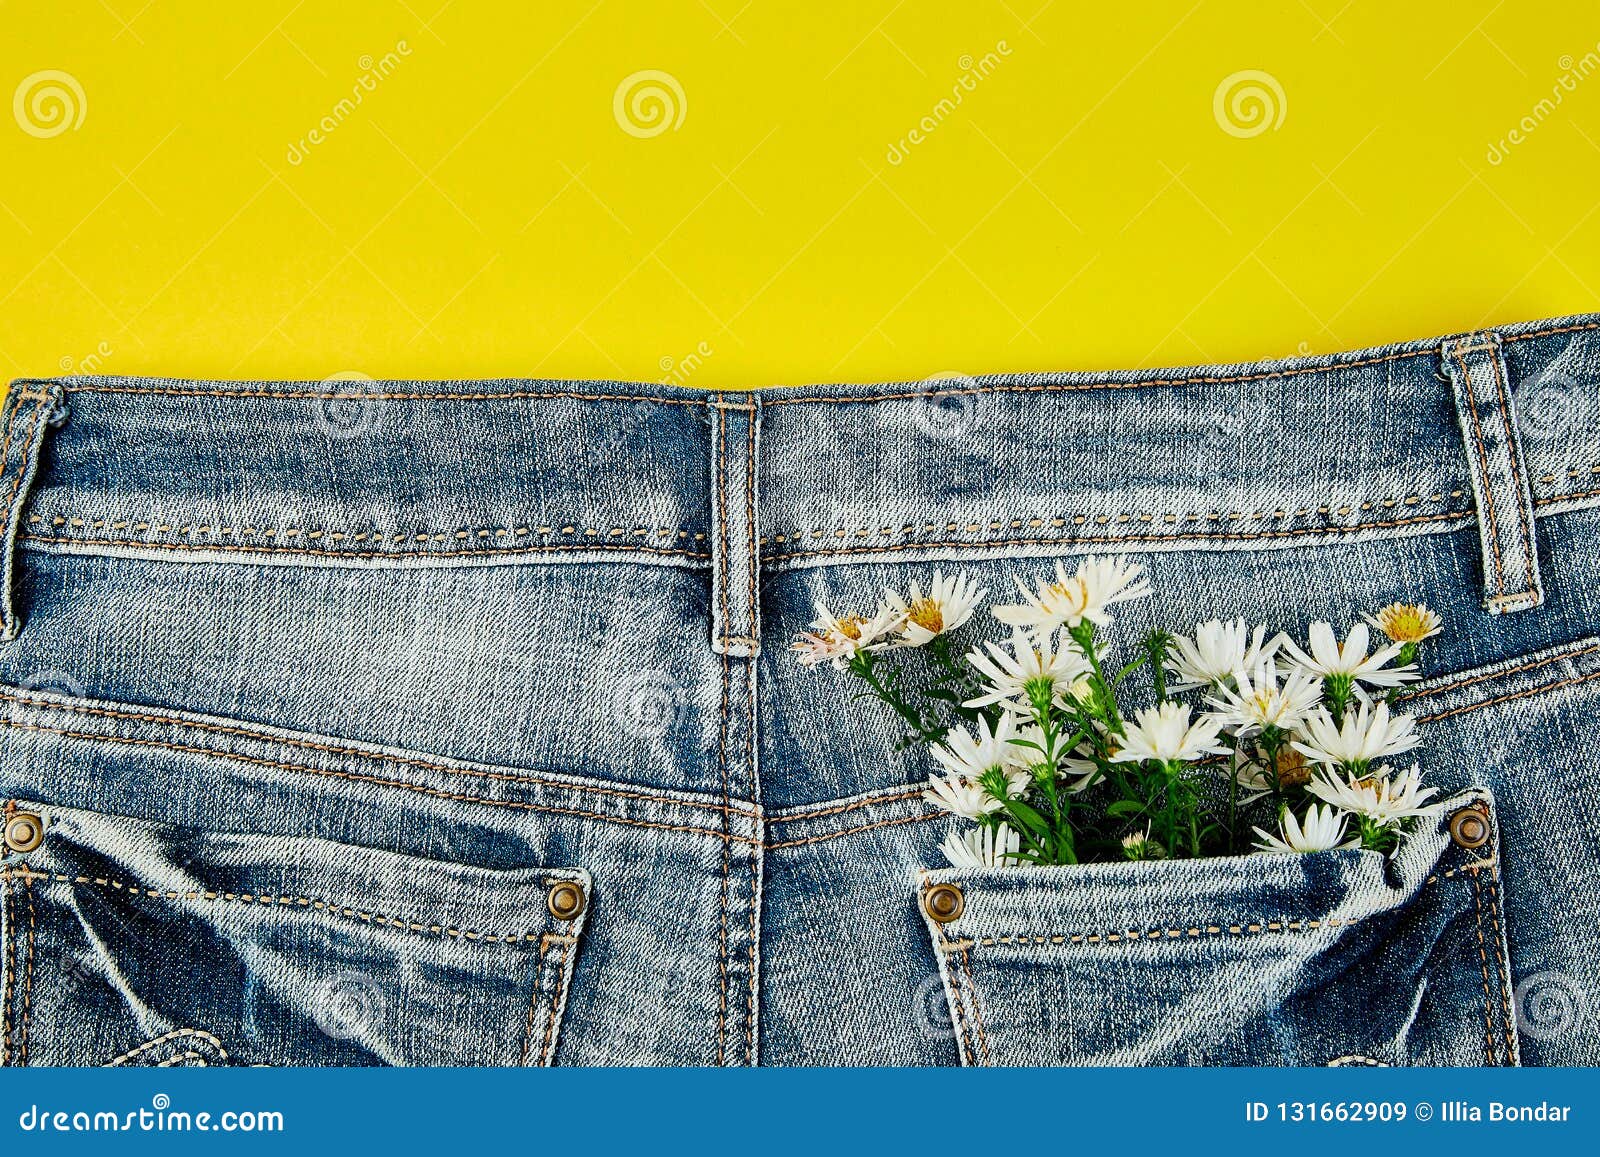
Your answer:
[1,1,1597,389]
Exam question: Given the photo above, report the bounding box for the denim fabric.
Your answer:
[0,313,1597,1066]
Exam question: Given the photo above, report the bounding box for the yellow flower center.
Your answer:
[907,597,944,633]
[1376,603,1435,643]
[835,615,865,641]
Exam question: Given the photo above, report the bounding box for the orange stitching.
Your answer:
[1501,319,1600,343]
[1400,642,1600,703]
[519,945,545,1066]
[1468,867,1498,1065]
[1483,867,1517,1064]
[0,717,759,846]
[18,877,33,1067]
[744,403,761,1065]
[938,933,979,1066]
[1535,486,1600,506]
[957,944,991,1066]
[28,513,706,547]
[2,865,563,946]
[770,787,926,825]
[19,533,709,563]
[0,689,758,818]
[762,510,1472,562]
[764,810,939,850]
[538,938,571,1066]
[1483,344,1539,598]
[1413,669,1600,724]
[1450,342,1506,597]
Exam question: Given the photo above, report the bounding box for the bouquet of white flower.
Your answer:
[793,558,1445,867]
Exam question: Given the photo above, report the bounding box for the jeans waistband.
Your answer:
[10,314,1600,592]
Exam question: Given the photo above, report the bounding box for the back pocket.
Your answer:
[917,787,1513,1066]
[0,799,590,1066]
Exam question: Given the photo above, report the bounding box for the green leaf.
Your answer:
[1105,800,1147,819]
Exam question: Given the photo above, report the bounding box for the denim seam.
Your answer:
[2,865,565,946]
[0,689,759,817]
[0,718,758,844]
[18,877,32,1067]
[61,385,712,406]
[1412,669,1600,724]
[106,1029,230,1067]
[936,934,978,1066]
[770,787,924,824]
[1535,486,1600,506]
[1,872,12,1066]
[1482,867,1517,1064]
[760,492,1469,546]
[1536,463,1600,485]
[1468,867,1499,1065]
[16,533,710,563]
[157,1050,205,1066]
[760,509,1473,562]
[1400,641,1600,702]
[956,943,991,1066]
[537,937,571,1066]
[27,514,708,547]
[715,403,732,1065]
[1484,348,1539,599]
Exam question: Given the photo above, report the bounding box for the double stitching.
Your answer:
[106,1028,230,1067]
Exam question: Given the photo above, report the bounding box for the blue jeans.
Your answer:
[0,314,1597,1066]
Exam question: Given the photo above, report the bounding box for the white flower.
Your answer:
[1169,618,1274,690]
[993,556,1151,632]
[923,715,1029,819]
[1307,763,1439,825]
[1253,803,1357,854]
[1111,702,1229,764]
[1120,827,1166,861]
[1280,622,1418,690]
[964,629,1092,711]
[883,571,986,648]
[940,823,1022,869]
[791,601,901,668]
[1292,700,1419,771]
[1366,603,1443,645]
[1205,658,1323,735]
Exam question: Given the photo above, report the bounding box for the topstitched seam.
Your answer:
[1450,342,1507,598]
[105,1028,230,1067]
[26,514,708,546]
[714,401,732,1066]
[17,533,709,563]
[1482,342,1539,598]
[1,865,570,946]
[1399,641,1600,702]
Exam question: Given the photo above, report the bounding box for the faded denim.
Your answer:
[1,313,1598,1066]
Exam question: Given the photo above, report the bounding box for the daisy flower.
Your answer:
[923,715,1029,819]
[993,556,1151,632]
[1111,702,1229,765]
[1205,659,1323,735]
[791,601,900,668]
[1232,745,1313,805]
[1280,622,1418,691]
[940,823,1022,869]
[1253,803,1357,854]
[1307,763,1439,825]
[1169,618,1274,690]
[1292,700,1419,772]
[883,571,986,648]
[964,629,1093,711]
[1120,827,1166,862]
[1366,603,1443,645]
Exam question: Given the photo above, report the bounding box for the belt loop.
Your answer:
[0,381,69,641]
[708,391,761,656]
[1439,332,1544,615]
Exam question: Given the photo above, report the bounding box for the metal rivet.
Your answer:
[1449,807,1490,850]
[924,882,964,924]
[3,812,43,854]
[547,880,585,920]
